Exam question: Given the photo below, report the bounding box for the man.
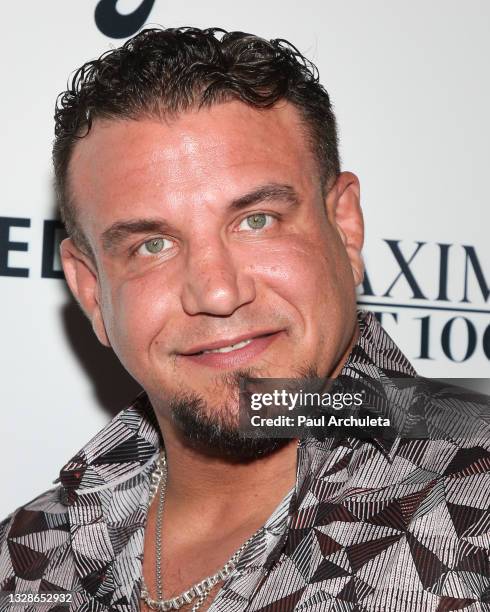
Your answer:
[1,26,489,612]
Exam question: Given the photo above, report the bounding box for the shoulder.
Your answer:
[417,376,490,405]
[414,378,490,481]
[0,486,71,588]
[416,376,490,437]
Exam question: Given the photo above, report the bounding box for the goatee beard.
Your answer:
[162,364,320,463]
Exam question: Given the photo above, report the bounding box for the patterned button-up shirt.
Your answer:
[1,310,489,611]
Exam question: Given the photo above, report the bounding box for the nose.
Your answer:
[181,237,256,316]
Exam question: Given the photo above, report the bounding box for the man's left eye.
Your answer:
[137,237,171,256]
[238,213,274,231]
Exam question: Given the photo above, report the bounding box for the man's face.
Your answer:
[62,100,363,439]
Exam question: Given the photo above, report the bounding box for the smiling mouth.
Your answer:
[191,332,276,355]
[197,338,254,354]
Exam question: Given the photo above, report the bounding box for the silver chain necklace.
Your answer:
[140,451,264,611]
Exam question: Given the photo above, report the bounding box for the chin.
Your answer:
[171,396,292,463]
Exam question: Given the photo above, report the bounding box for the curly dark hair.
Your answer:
[53,26,341,257]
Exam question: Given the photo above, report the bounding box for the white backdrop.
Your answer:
[1,0,489,517]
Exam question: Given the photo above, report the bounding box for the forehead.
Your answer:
[68,101,318,237]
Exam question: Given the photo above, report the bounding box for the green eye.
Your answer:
[246,213,267,229]
[143,238,166,254]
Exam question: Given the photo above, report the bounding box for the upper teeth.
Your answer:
[202,338,253,354]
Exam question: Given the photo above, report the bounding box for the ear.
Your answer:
[325,172,364,286]
[60,238,111,347]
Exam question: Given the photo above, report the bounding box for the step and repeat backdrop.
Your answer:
[1,1,489,515]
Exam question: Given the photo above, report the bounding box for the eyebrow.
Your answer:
[229,183,300,211]
[101,218,173,252]
[100,182,300,252]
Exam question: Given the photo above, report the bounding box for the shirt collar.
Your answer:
[57,309,416,493]
[56,393,161,494]
[338,309,417,462]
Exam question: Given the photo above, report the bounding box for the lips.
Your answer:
[180,330,280,356]
[178,331,283,369]
[198,337,255,354]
